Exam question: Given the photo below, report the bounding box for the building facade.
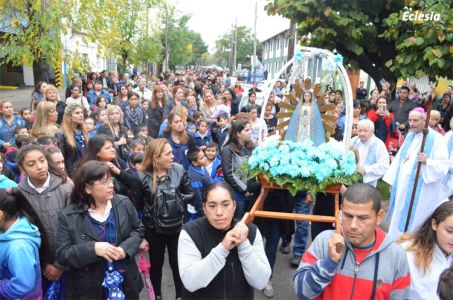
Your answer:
[261,29,295,80]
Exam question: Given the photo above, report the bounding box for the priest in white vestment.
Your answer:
[383,108,449,241]
[351,119,389,187]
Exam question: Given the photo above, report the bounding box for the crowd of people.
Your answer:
[0,68,452,300]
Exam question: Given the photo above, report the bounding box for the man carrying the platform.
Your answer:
[351,119,389,187]
[383,107,449,241]
[293,183,410,300]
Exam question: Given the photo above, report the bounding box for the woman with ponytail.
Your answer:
[0,188,50,299]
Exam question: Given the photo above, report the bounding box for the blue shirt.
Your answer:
[86,90,112,106]
[0,115,25,146]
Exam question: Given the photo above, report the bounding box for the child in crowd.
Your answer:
[92,96,107,112]
[20,108,34,132]
[84,117,97,138]
[142,99,150,124]
[134,125,149,139]
[204,142,223,183]
[188,111,203,134]
[438,266,453,300]
[216,113,230,150]
[212,94,231,119]
[130,138,146,154]
[187,148,212,221]
[194,119,212,148]
[14,126,30,140]
[92,108,108,129]
[127,152,144,176]
[0,189,46,299]
[4,135,34,182]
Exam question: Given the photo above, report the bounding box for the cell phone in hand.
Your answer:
[382,104,387,112]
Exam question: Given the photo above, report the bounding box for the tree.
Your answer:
[0,0,91,84]
[214,26,262,68]
[158,5,208,70]
[266,0,452,88]
[187,31,209,66]
[85,0,152,74]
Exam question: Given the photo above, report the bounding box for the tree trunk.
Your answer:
[32,56,49,85]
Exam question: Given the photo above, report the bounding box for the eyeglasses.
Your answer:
[93,178,114,186]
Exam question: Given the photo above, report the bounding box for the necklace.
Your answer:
[403,138,422,164]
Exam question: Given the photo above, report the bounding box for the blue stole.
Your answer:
[443,134,453,185]
[385,129,435,231]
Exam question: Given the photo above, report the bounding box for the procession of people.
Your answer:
[0,68,452,300]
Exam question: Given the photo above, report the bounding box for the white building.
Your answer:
[261,29,295,79]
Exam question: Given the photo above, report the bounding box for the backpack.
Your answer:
[152,181,186,235]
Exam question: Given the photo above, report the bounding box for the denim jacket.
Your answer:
[0,116,25,147]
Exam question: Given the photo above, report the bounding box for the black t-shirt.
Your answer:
[264,116,278,134]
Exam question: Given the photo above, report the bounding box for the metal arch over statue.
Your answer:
[259,46,354,157]
[241,46,357,232]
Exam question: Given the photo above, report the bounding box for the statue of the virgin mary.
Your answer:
[284,90,326,146]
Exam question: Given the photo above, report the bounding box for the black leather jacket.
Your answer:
[135,163,195,231]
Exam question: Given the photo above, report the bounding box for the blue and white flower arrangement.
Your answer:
[239,139,361,197]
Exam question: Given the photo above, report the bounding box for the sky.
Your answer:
[170,0,290,52]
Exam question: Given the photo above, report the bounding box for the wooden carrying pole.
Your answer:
[404,99,433,232]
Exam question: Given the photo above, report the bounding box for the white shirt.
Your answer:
[133,87,152,102]
[402,241,453,300]
[27,173,51,193]
[88,200,112,223]
[351,135,389,187]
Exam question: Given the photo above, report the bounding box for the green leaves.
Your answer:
[266,0,452,84]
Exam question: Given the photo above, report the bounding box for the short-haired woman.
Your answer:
[56,161,144,299]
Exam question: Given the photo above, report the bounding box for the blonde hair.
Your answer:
[201,89,215,111]
[0,100,12,116]
[106,105,124,137]
[43,84,61,102]
[141,138,170,194]
[31,101,59,137]
[61,104,88,149]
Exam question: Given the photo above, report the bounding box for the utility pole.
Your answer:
[253,1,257,82]
[163,5,169,73]
[229,23,233,73]
[233,17,237,74]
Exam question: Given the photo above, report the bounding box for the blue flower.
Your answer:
[294,50,304,63]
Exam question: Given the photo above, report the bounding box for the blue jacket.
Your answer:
[0,217,42,299]
[163,131,197,170]
[209,155,224,183]
[0,175,17,188]
[0,116,25,147]
[86,89,112,106]
[194,131,212,147]
[217,125,230,151]
[188,165,212,217]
